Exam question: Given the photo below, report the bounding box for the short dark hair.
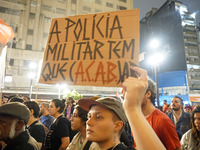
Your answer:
[67,97,74,103]
[24,101,40,118]
[164,100,167,102]
[173,96,183,105]
[52,99,65,113]
[75,105,88,125]
[146,78,156,105]
[9,97,24,103]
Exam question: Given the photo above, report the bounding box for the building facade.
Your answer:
[0,0,133,99]
[140,0,200,104]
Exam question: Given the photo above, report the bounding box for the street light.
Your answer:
[29,62,37,99]
[149,39,164,107]
[56,83,67,99]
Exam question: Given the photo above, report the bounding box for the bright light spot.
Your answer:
[60,83,67,88]
[5,76,12,82]
[29,62,37,69]
[28,72,35,79]
[193,65,200,69]
[149,39,159,49]
[56,84,59,87]
[148,53,164,65]
[63,88,70,94]
[179,6,188,15]
[191,13,196,18]
[182,21,186,26]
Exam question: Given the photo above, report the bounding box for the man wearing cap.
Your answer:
[0,102,39,150]
[78,97,133,150]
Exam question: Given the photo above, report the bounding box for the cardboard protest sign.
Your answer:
[39,9,139,87]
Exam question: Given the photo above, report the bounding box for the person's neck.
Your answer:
[68,103,72,107]
[173,109,182,117]
[28,117,38,126]
[54,113,62,119]
[142,100,156,118]
[97,135,120,150]
[42,110,49,117]
[79,126,86,143]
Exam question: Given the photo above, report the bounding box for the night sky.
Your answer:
[133,0,200,24]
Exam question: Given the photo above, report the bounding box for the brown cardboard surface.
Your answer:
[39,9,139,87]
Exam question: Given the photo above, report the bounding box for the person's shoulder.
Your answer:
[182,111,191,118]
[152,109,171,120]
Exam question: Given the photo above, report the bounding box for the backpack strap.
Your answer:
[83,141,92,150]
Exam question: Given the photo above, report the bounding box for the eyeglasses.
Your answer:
[71,113,78,118]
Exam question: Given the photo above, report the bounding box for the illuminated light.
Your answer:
[28,72,35,79]
[149,39,159,49]
[63,89,71,94]
[179,6,188,15]
[148,53,164,65]
[191,13,196,18]
[29,62,37,69]
[5,76,12,82]
[182,21,186,26]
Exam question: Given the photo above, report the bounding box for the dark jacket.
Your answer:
[4,130,39,150]
[168,111,191,140]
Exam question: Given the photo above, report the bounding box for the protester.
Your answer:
[40,103,54,132]
[24,101,46,150]
[0,102,39,150]
[184,105,193,114]
[123,74,181,149]
[162,100,168,113]
[67,105,100,150]
[165,104,172,115]
[121,67,166,150]
[168,96,191,139]
[45,99,73,150]
[181,105,200,149]
[64,97,75,120]
[78,96,134,150]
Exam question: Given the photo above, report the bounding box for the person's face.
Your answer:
[86,105,116,143]
[164,101,167,104]
[67,99,72,104]
[0,116,16,141]
[194,113,200,131]
[49,102,59,117]
[184,108,192,114]
[70,109,85,131]
[40,104,45,115]
[171,97,182,111]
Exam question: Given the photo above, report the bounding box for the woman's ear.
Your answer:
[114,120,123,132]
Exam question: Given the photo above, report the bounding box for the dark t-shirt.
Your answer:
[27,120,46,150]
[45,115,70,150]
[107,143,134,150]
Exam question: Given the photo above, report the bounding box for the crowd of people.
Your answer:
[0,67,200,150]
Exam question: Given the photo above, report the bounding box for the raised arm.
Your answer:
[122,67,166,150]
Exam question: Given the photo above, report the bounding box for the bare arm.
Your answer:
[58,137,69,150]
[122,67,166,150]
